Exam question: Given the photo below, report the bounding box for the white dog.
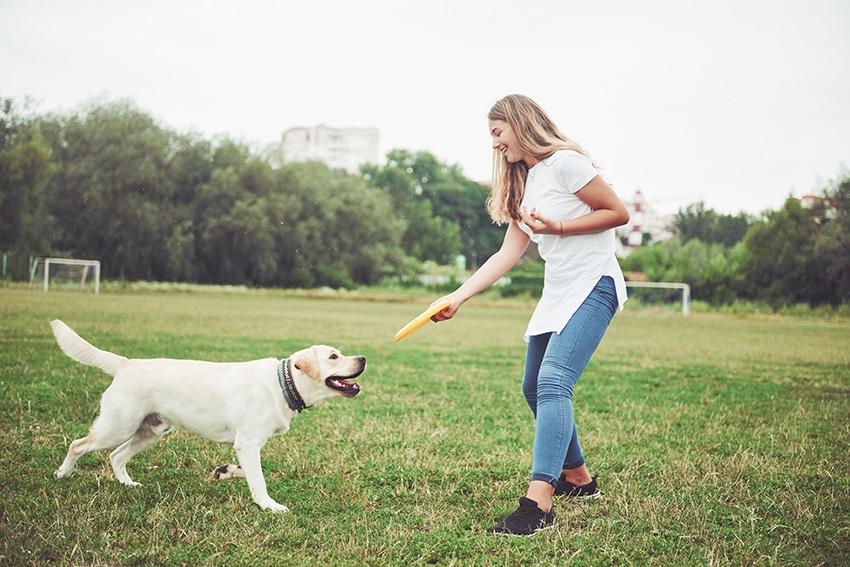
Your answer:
[50,319,365,512]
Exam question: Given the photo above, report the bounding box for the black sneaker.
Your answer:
[554,474,601,498]
[489,497,555,536]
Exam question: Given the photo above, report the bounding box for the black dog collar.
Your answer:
[277,358,309,413]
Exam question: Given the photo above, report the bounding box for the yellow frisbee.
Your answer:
[394,300,452,342]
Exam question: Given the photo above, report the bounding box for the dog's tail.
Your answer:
[50,320,128,376]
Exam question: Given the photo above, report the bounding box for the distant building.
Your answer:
[799,194,821,209]
[280,125,379,174]
[616,189,676,256]
[799,194,835,224]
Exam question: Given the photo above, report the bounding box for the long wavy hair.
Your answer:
[486,94,595,224]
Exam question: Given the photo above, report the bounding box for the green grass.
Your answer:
[1,287,848,566]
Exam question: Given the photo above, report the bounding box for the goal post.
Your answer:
[626,281,690,316]
[29,258,101,294]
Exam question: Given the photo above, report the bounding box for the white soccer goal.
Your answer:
[29,258,101,294]
[626,281,690,316]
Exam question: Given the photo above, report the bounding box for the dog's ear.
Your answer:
[292,349,320,380]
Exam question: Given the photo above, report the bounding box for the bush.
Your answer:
[499,262,544,298]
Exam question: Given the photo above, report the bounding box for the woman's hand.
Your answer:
[429,295,460,322]
[520,206,562,236]
[521,177,631,237]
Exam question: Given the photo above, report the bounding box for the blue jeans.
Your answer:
[523,276,618,487]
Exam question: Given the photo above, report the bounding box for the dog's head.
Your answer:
[289,345,365,406]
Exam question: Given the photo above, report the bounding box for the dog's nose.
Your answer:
[357,356,366,364]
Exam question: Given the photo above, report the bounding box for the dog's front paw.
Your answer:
[257,500,289,513]
[212,464,244,480]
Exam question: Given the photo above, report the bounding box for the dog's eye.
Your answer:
[329,353,339,359]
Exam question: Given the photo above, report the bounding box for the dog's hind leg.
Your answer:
[54,431,116,480]
[55,390,155,482]
[55,414,142,481]
[109,413,172,485]
[233,436,288,513]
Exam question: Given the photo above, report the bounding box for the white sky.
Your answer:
[2,0,848,216]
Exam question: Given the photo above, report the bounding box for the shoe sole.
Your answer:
[489,523,556,537]
[555,490,603,500]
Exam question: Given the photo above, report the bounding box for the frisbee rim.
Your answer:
[394,300,452,342]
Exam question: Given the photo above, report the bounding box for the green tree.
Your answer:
[0,97,54,260]
[363,149,502,267]
[743,198,825,306]
[159,132,215,282]
[200,197,278,285]
[676,202,751,247]
[401,199,461,265]
[39,99,178,280]
[813,172,850,305]
[620,235,752,306]
[273,161,406,287]
[192,147,280,285]
[8,96,509,288]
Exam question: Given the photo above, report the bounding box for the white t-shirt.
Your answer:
[517,150,627,340]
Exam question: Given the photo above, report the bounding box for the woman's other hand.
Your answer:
[521,206,561,235]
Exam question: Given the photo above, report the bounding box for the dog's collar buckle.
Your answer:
[278,358,309,413]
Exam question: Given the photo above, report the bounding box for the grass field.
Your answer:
[1,287,848,566]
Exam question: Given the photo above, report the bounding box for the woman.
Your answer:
[431,94,630,536]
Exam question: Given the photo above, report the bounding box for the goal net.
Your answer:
[626,282,690,316]
[29,258,101,294]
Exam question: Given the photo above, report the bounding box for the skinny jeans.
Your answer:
[523,276,618,487]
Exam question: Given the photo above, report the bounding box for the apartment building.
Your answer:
[280,125,379,174]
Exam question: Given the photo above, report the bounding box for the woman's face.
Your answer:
[489,119,528,165]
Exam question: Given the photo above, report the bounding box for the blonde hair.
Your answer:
[486,94,595,224]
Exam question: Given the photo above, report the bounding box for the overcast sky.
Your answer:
[2,0,848,216]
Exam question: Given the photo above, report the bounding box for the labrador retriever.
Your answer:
[50,319,365,512]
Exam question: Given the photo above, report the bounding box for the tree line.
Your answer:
[619,185,850,308]
[0,96,503,288]
[2,95,848,308]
